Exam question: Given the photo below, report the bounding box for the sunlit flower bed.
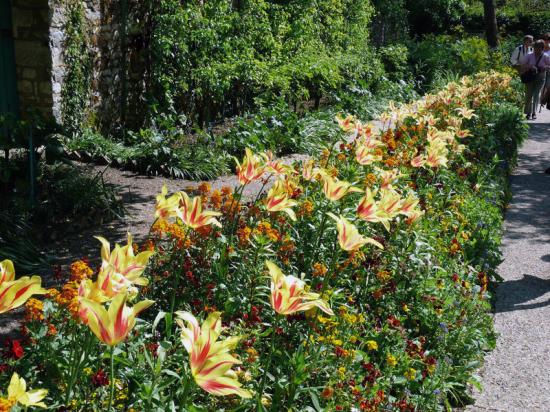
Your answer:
[0,71,526,411]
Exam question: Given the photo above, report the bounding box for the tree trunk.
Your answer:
[483,0,499,48]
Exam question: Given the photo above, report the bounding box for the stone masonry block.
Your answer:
[39,81,52,95]
[14,40,51,68]
[22,68,37,79]
[12,9,34,28]
[19,80,33,94]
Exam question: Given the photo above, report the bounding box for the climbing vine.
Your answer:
[60,0,91,137]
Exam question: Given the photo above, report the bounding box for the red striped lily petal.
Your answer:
[0,259,15,284]
[266,260,333,316]
[195,375,253,398]
[176,311,252,399]
[80,294,154,346]
[0,276,45,314]
[328,213,383,252]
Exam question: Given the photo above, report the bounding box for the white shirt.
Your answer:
[511,45,533,65]
[519,52,550,71]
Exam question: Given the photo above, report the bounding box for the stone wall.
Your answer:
[9,0,148,130]
[94,0,149,134]
[49,0,148,132]
[11,0,53,117]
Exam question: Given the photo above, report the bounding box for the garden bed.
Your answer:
[0,71,527,411]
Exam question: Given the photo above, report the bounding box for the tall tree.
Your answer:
[483,0,499,48]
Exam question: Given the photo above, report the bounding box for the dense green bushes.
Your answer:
[149,0,377,127]
[462,2,550,37]
[407,34,518,91]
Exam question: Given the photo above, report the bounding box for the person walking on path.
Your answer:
[520,40,550,120]
[510,35,533,71]
[540,33,550,109]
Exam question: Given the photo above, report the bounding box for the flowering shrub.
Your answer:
[0,71,526,411]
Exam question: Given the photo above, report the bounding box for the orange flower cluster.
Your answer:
[52,260,94,320]
[237,226,252,247]
[277,236,296,265]
[313,262,328,277]
[0,398,15,412]
[253,221,280,242]
[297,200,314,218]
[24,298,44,322]
[56,281,80,319]
[152,219,193,248]
[70,260,93,282]
[209,190,223,209]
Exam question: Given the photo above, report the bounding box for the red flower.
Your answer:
[91,369,109,387]
[10,339,25,359]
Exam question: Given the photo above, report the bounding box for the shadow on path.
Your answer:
[502,121,550,244]
[495,274,550,313]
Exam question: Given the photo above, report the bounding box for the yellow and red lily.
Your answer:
[266,260,333,315]
[301,159,319,182]
[335,114,355,132]
[375,189,403,230]
[357,188,381,223]
[175,311,252,398]
[0,259,14,283]
[235,148,265,185]
[265,179,298,221]
[178,191,222,229]
[95,234,154,299]
[79,292,154,346]
[0,259,45,314]
[355,144,382,166]
[263,151,291,176]
[455,107,476,119]
[320,173,362,202]
[155,184,181,220]
[425,139,449,168]
[327,213,383,251]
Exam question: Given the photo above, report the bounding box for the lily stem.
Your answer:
[108,345,115,411]
[257,316,279,411]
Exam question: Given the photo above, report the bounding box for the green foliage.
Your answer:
[60,0,91,137]
[462,2,550,36]
[405,0,465,34]
[149,0,376,127]
[370,0,409,45]
[408,35,506,90]
[66,128,231,180]
[216,100,338,158]
[35,163,125,223]
[0,211,50,273]
[337,78,419,120]
[378,44,411,81]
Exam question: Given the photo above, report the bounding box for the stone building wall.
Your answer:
[94,0,149,134]
[11,0,53,117]
[48,0,148,133]
[9,0,148,131]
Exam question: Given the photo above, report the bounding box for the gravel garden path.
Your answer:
[45,120,384,267]
[467,109,550,411]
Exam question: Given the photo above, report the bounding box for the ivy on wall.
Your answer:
[60,0,91,137]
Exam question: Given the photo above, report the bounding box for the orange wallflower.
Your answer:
[24,298,44,322]
[70,260,93,282]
